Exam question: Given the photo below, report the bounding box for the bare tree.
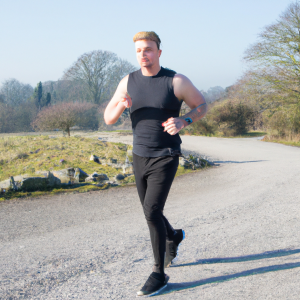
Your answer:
[63,50,136,104]
[0,79,33,105]
[32,102,98,136]
[0,93,5,103]
[244,1,300,104]
[106,58,137,99]
[201,86,226,103]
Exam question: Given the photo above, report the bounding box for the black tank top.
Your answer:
[128,67,183,157]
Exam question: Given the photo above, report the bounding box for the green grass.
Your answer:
[0,183,110,201]
[0,135,130,182]
[0,135,210,201]
[175,165,194,177]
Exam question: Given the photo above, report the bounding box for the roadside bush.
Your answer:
[0,102,38,133]
[0,104,14,133]
[32,102,98,136]
[211,100,258,136]
[267,110,289,137]
[183,117,217,136]
[266,105,300,137]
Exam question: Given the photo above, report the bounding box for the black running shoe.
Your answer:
[164,229,185,268]
[136,272,169,296]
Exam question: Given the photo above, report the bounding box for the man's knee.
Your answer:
[143,204,162,221]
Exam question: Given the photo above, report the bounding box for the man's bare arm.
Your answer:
[104,75,132,125]
[162,74,207,135]
[179,103,207,124]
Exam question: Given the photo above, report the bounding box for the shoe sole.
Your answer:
[169,230,185,265]
[136,275,169,297]
[164,230,185,268]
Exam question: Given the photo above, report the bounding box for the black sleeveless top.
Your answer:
[128,67,183,157]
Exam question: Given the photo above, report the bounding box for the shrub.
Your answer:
[266,105,300,137]
[183,117,217,136]
[32,102,98,136]
[211,100,258,136]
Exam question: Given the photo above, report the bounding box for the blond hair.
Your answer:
[133,31,161,49]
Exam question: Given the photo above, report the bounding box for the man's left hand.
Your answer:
[162,117,187,135]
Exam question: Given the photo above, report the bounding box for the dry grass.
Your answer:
[0,135,129,182]
[180,130,266,138]
[262,134,300,147]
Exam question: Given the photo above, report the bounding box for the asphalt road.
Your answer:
[0,136,300,299]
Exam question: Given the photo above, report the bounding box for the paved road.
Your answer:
[0,136,299,299]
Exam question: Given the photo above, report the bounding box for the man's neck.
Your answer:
[141,65,161,77]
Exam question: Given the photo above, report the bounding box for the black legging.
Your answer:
[133,152,179,274]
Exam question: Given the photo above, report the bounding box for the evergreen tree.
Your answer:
[45,92,51,106]
[33,82,43,109]
[37,82,42,108]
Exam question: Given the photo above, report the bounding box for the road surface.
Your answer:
[0,136,299,299]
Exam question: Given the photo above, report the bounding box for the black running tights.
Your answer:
[133,153,179,274]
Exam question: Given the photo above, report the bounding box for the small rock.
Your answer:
[74,168,89,182]
[118,145,127,151]
[0,179,11,190]
[125,156,131,165]
[122,164,133,174]
[91,173,109,181]
[179,157,194,169]
[90,154,100,164]
[115,174,125,181]
[21,177,48,192]
[110,158,117,164]
[10,176,18,191]
[107,181,119,187]
[53,168,78,184]
[127,150,133,162]
[85,176,96,182]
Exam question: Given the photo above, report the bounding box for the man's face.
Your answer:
[135,39,162,68]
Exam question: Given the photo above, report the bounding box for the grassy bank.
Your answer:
[0,135,128,182]
[0,135,209,201]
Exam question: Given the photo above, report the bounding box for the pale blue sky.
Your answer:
[0,0,293,91]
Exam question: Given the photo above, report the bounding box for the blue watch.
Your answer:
[185,117,193,124]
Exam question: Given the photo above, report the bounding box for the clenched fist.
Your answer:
[120,92,132,108]
[162,117,187,135]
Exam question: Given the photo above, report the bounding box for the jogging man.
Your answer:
[104,31,206,296]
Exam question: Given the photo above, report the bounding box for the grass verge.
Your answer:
[180,130,266,138]
[0,135,129,182]
[0,135,210,201]
[0,165,203,201]
[262,135,300,147]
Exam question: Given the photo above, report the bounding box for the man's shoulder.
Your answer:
[161,67,176,77]
[173,73,191,86]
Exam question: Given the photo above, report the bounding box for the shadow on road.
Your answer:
[213,160,267,164]
[171,248,300,267]
[153,249,300,296]
[156,261,300,296]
